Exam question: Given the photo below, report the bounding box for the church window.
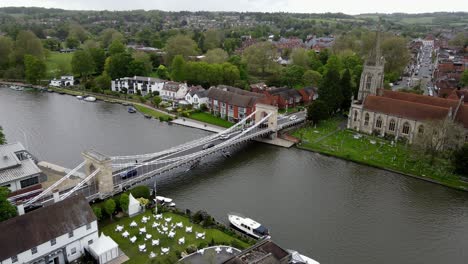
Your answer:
[364,113,370,126]
[365,75,372,90]
[389,119,396,132]
[402,122,410,135]
[418,125,424,135]
[353,111,358,122]
[376,117,382,128]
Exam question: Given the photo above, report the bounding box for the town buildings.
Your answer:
[111,76,165,96]
[160,82,189,101]
[185,87,208,109]
[49,76,74,87]
[0,194,99,264]
[348,31,468,145]
[251,84,316,110]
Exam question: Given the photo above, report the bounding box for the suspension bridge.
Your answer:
[21,104,305,208]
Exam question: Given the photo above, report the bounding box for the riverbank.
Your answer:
[291,118,468,192]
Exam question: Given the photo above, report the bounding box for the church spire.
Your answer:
[366,18,383,66]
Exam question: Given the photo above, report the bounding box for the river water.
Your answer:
[1,88,468,264]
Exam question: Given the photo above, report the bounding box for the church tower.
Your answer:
[357,24,385,102]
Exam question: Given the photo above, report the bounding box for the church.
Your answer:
[347,30,468,145]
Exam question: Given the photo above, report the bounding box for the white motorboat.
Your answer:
[228,213,269,239]
[76,95,83,100]
[84,96,96,102]
[288,249,320,264]
[10,85,24,91]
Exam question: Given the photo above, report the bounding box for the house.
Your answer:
[0,142,45,193]
[0,194,99,264]
[305,35,335,53]
[251,85,316,110]
[49,76,74,87]
[111,76,166,96]
[185,86,208,109]
[161,82,188,101]
[206,85,264,122]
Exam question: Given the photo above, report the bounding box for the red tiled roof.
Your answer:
[363,95,450,121]
[381,90,459,109]
[455,105,468,128]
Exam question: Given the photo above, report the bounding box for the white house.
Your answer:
[88,233,119,264]
[49,76,74,87]
[111,76,165,96]
[0,194,99,264]
[128,193,141,217]
[161,82,188,101]
[185,89,208,109]
[0,142,45,193]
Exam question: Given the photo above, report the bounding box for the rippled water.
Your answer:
[1,88,468,264]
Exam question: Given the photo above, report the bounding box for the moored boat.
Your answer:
[228,213,269,239]
[144,114,152,119]
[76,95,83,100]
[288,249,320,264]
[84,96,96,102]
[9,85,24,91]
[128,107,137,113]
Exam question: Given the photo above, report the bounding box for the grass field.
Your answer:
[292,118,468,191]
[100,211,250,264]
[188,112,233,128]
[46,52,73,79]
[134,105,172,119]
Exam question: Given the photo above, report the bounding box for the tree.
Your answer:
[108,39,126,56]
[453,144,468,176]
[156,65,169,79]
[280,65,305,88]
[101,28,124,48]
[68,24,88,43]
[291,48,309,68]
[307,100,329,124]
[14,30,44,66]
[105,53,132,79]
[132,51,153,75]
[221,63,240,86]
[119,193,129,212]
[94,72,111,90]
[170,55,186,82]
[303,70,322,87]
[104,199,116,220]
[71,50,95,79]
[202,30,222,51]
[153,96,162,107]
[0,36,13,72]
[318,64,343,114]
[42,38,61,51]
[381,36,410,78]
[128,60,147,76]
[92,206,102,221]
[460,70,468,87]
[24,55,46,84]
[243,41,278,78]
[87,47,106,75]
[340,69,353,110]
[65,37,80,49]
[164,35,198,63]
[0,187,17,222]
[0,126,5,145]
[204,48,228,64]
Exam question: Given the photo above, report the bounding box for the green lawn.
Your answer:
[188,112,233,128]
[292,118,468,191]
[134,105,172,119]
[100,211,250,264]
[46,52,73,79]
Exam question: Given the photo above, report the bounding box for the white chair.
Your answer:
[176,222,183,228]
[130,221,138,227]
[185,226,193,233]
[162,226,168,232]
[122,231,129,238]
[155,214,163,220]
[152,222,160,228]
[197,249,205,255]
[161,247,170,255]
[215,247,222,254]
[115,225,124,232]
[141,217,148,223]
[139,227,147,234]
[149,252,156,258]
[165,217,172,223]
[168,231,176,238]
[145,234,152,240]
[138,244,146,252]
[130,236,137,243]
[178,237,185,245]
[152,239,159,246]
[226,247,233,254]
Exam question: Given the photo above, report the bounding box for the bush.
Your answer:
[120,193,129,212]
[202,216,214,228]
[129,185,151,199]
[92,206,102,220]
[186,244,197,254]
[198,241,208,249]
[453,144,468,176]
[159,116,166,122]
[230,240,244,249]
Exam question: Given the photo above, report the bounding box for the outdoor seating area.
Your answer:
[101,211,250,263]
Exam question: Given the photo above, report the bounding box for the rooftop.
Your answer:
[0,142,42,185]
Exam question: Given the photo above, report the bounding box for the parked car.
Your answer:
[203,143,215,150]
[121,168,137,179]
[289,115,298,121]
[220,134,230,140]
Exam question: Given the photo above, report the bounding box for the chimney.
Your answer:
[17,204,25,216]
[53,189,60,203]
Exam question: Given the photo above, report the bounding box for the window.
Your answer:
[20,177,39,188]
[86,223,91,230]
[418,125,424,135]
[11,255,18,263]
[68,231,74,238]
[364,113,370,126]
[365,74,373,90]
[402,122,410,135]
[389,119,396,132]
[71,248,76,255]
[88,240,93,245]
[31,247,37,254]
[353,111,358,122]
[376,117,382,128]
[51,238,56,246]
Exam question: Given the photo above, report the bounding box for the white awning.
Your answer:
[89,233,118,256]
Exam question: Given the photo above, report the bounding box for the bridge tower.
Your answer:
[82,150,113,198]
[255,103,278,138]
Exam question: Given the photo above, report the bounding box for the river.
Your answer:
[1,87,468,264]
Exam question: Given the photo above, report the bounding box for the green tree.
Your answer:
[164,35,198,63]
[204,48,228,64]
[340,69,353,110]
[71,50,95,79]
[65,37,80,49]
[303,70,322,87]
[24,55,46,84]
[87,47,106,75]
[119,193,129,212]
[319,63,342,114]
[14,30,44,66]
[170,55,186,82]
[0,126,5,145]
[291,48,309,68]
[156,65,169,79]
[68,24,88,43]
[381,36,410,78]
[108,39,126,56]
[104,199,116,220]
[105,53,132,79]
[132,51,153,75]
[460,70,468,87]
[153,96,162,107]
[228,55,248,80]
[100,28,124,48]
[453,144,468,176]
[280,65,306,88]
[221,63,240,86]
[0,187,17,222]
[0,36,13,73]
[202,30,222,52]
[242,41,278,78]
[94,72,111,90]
[42,38,61,51]
[128,60,147,76]
[92,206,102,221]
[307,100,329,125]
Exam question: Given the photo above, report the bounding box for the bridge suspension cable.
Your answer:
[24,161,86,206]
[60,168,101,200]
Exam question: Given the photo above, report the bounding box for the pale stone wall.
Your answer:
[82,151,113,196]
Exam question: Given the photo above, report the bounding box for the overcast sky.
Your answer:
[0,0,467,14]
